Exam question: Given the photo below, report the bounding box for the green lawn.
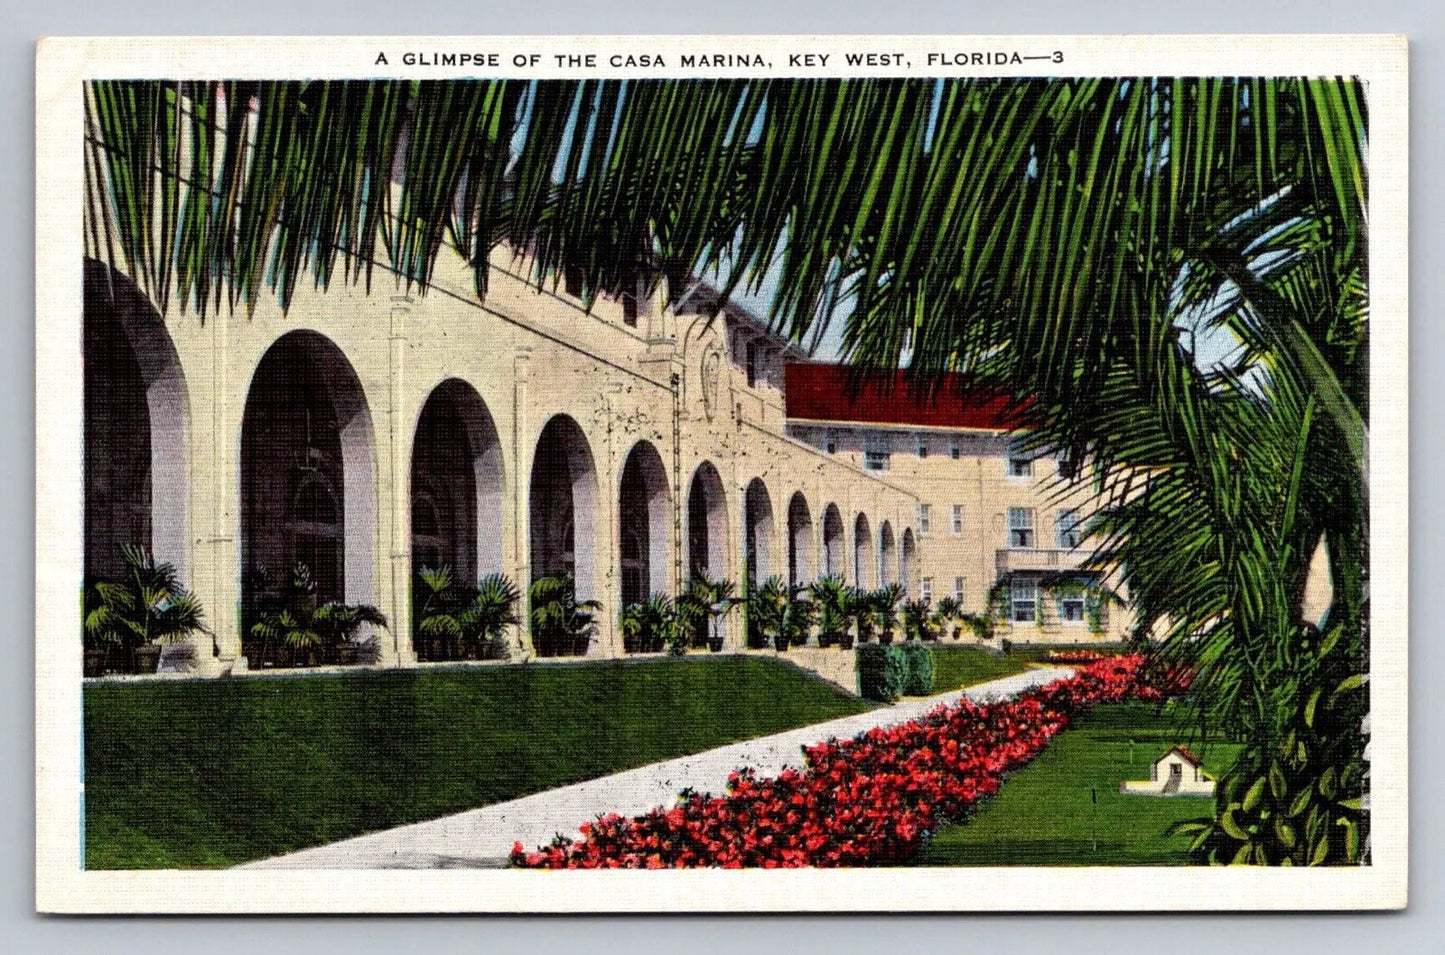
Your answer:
[912,702,1242,866]
[83,656,875,869]
[925,645,1032,694]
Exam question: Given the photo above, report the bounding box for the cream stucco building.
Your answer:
[83,240,936,674]
[784,363,1133,644]
[85,192,1132,676]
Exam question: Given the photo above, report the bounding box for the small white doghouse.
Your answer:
[1119,746,1216,797]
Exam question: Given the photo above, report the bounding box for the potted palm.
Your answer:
[618,595,672,653]
[84,544,207,675]
[528,575,600,657]
[934,595,963,640]
[416,569,520,661]
[678,577,711,650]
[315,600,389,664]
[245,564,316,667]
[855,590,877,644]
[809,576,850,649]
[902,597,939,643]
[741,576,766,649]
[82,583,112,676]
[874,583,905,645]
[783,585,817,650]
[753,576,791,651]
[690,575,737,652]
[838,586,865,650]
[470,573,522,660]
[415,565,467,661]
[643,594,675,653]
[671,585,707,656]
[619,602,646,654]
[960,612,993,642]
[249,563,387,667]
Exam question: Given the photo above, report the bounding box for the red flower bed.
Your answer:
[511,656,1180,869]
[1045,649,1111,664]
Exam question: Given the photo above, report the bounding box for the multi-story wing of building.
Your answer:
[785,363,1132,644]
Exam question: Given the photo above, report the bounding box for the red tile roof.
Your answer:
[784,362,1026,431]
[1161,746,1204,767]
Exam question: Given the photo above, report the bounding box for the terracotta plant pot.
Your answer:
[133,644,162,674]
[83,648,106,678]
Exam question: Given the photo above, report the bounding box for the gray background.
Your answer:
[5,2,1437,951]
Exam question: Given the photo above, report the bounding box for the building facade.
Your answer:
[85,216,1139,677]
[785,363,1133,644]
[82,242,928,674]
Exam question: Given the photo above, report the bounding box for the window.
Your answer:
[1010,578,1038,623]
[951,504,964,535]
[916,434,930,458]
[1007,457,1034,478]
[949,439,961,460]
[564,267,584,297]
[918,503,931,535]
[1058,454,1078,480]
[825,431,838,455]
[921,577,933,605]
[1058,592,1086,623]
[621,292,640,327]
[1057,509,1082,549]
[863,434,890,471]
[1007,508,1035,548]
[953,577,965,603]
[745,341,759,387]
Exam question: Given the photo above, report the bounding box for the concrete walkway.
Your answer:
[240,665,1074,869]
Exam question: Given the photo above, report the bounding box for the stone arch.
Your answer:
[410,378,505,585]
[822,503,846,580]
[880,521,897,586]
[743,478,774,587]
[854,513,875,590]
[787,492,814,587]
[902,528,918,597]
[529,414,599,603]
[83,260,190,583]
[686,461,728,581]
[241,330,378,616]
[618,440,672,608]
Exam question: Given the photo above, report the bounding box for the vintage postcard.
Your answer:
[35,34,1407,912]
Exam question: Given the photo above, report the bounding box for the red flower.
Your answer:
[511,656,1170,869]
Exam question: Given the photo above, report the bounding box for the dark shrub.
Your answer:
[897,641,935,696]
[857,643,908,702]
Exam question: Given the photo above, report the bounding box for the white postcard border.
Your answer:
[35,34,1408,913]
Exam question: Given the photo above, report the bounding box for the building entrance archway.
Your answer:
[686,462,728,581]
[618,440,671,608]
[854,513,875,590]
[822,503,845,580]
[880,521,897,586]
[82,260,190,584]
[240,330,378,666]
[787,492,814,587]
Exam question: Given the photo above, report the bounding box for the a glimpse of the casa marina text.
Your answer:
[377,49,1064,71]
